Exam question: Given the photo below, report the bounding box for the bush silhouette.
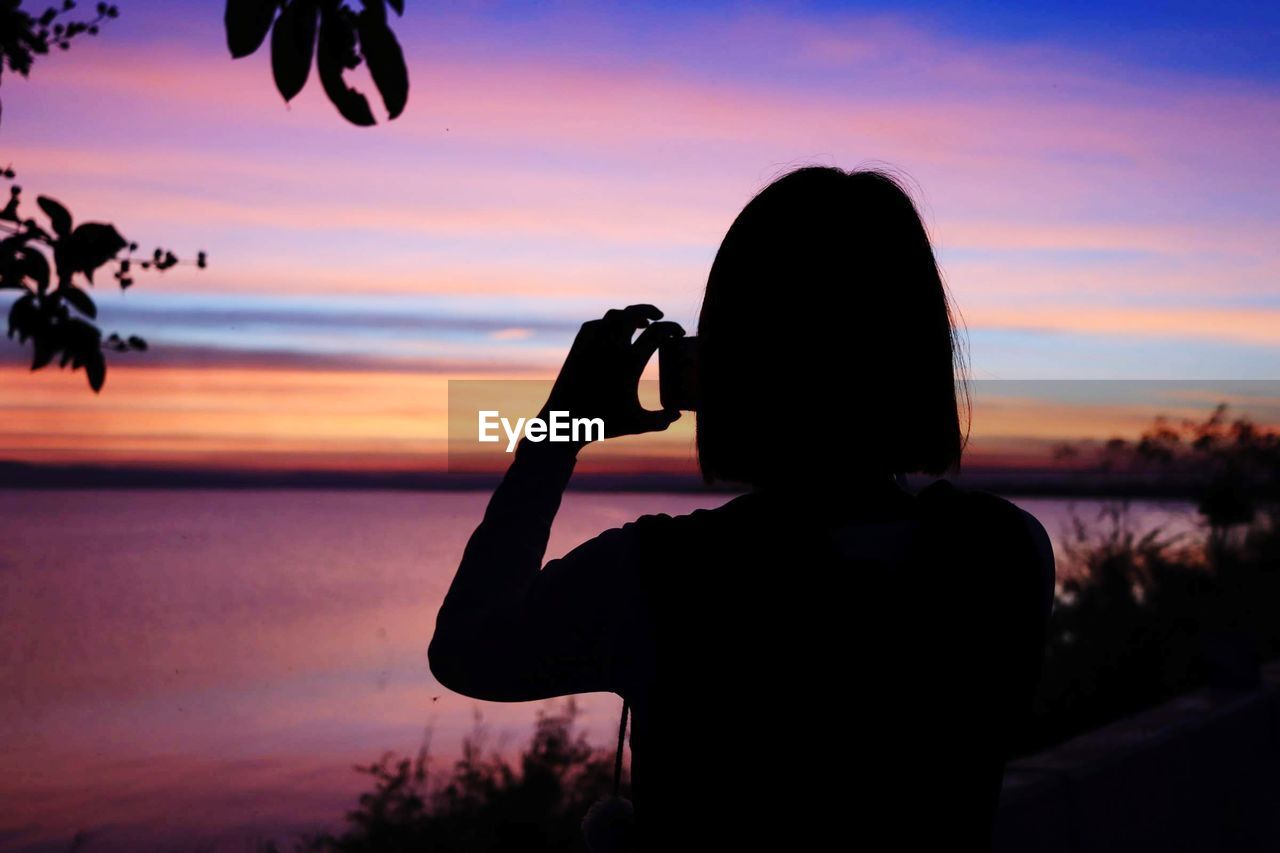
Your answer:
[1026,405,1280,752]
[302,700,620,852]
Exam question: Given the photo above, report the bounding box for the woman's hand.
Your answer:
[539,304,684,448]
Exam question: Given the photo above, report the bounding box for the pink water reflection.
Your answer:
[0,490,724,850]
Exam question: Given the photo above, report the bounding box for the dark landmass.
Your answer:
[0,458,1207,499]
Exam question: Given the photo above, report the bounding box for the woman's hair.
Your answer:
[695,166,967,486]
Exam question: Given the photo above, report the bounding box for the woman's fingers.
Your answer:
[603,304,663,329]
[632,321,684,365]
[635,407,681,433]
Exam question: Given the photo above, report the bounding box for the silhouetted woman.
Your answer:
[430,167,1055,851]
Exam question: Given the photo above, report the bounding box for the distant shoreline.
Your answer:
[0,460,1207,500]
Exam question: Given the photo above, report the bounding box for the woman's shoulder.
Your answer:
[917,480,1055,600]
[918,480,1046,537]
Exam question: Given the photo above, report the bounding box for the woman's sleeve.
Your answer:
[428,438,649,702]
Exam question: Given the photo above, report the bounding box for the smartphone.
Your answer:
[659,335,699,412]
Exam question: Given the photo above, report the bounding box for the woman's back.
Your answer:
[624,482,1053,848]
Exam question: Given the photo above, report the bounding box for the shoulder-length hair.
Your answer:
[695,166,967,486]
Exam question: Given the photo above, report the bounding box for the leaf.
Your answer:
[85,349,106,392]
[127,335,148,351]
[271,0,318,102]
[387,0,403,14]
[62,285,97,319]
[65,318,103,348]
[317,9,376,126]
[0,244,46,291]
[18,248,50,293]
[8,292,36,340]
[62,222,127,282]
[37,196,72,236]
[358,6,408,120]
[31,337,56,371]
[226,0,279,58]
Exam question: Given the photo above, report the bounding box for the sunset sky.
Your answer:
[2,1,1279,473]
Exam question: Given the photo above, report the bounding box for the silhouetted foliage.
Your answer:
[302,700,620,852]
[1056,405,1280,547]
[225,0,409,126]
[0,0,117,124]
[1,172,204,391]
[1025,406,1280,752]
[1134,404,1280,539]
[2,2,207,392]
[5,1,409,394]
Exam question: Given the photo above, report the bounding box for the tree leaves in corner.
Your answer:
[226,0,409,126]
[3,178,203,393]
[0,0,120,127]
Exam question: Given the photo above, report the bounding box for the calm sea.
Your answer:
[0,490,1197,851]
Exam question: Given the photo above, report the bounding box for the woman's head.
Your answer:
[695,166,966,487]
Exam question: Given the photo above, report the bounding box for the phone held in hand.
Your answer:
[659,335,699,412]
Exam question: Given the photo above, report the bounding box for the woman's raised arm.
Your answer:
[428,305,683,702]
[428,440,633,700]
